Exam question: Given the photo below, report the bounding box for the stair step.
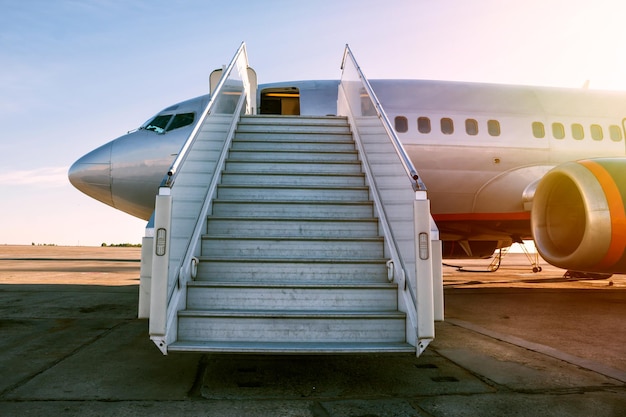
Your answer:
[169,341,415,354]
[231,140,356,152]
[201,236,384,259]
[228,149,358,162]
[206,217,379,238]
[224,159,363,174]
[186,282,397,311]
[236,124,351,135]
[235,132,353,142]
[211,200,374,218]
[177,310,406,343]
[216,184,370,201]
[196,258,388,283]
[220,171,366,187]
[239,115,347,125]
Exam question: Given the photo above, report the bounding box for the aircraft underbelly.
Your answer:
[407,145,551,215]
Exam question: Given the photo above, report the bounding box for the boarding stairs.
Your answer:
[171,115,413,353]
[142,43,443,356]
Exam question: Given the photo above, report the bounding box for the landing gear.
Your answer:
[444,239,544,274]
[488,241,542,273]
[488,247,506,272]
[515,239,542,273]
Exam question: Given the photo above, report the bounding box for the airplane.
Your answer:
[68,77,626,276]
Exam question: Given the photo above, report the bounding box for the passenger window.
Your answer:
[552,122,565,139]
[144,114,173,134]
[572,124,584,140]
[532,122,545,138]
[487,120,500,137]
[590,124,603,141]
[465,119,478,136]
[609,125,623,141]
[395,116,408,133]
[417,117,431,134]
[166,113,195,131]
[441,118,454,135]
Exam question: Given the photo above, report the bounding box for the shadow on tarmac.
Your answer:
[0,250,625,416]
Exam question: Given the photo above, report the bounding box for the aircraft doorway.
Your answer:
[260,87,300,115]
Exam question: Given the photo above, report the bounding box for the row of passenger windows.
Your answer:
[394,116,624,142]
[532,122,623,141]
[394,116,501,136]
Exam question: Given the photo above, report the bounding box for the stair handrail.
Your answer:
[340,45,426,192]
[160,41,252,189]
[338,44,418,300]
[149,42,255,353]
[338,44,438,353]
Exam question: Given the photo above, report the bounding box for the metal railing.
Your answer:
[340,45,426,192]
[338,44,438,354]
[149,42,255,353]
[161,42,253,188]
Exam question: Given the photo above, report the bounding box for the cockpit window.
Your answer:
[142,112,195,134]
[166,113,195,131]
[144,114,172,133]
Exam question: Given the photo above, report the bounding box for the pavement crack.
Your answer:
[0,319,133,399]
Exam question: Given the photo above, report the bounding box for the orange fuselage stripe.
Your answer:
[433,212,531,222]
[579,160,626,269]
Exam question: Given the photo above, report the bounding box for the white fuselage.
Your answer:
[68,79,626,256]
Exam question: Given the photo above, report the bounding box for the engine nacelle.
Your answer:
[531,158,626,273]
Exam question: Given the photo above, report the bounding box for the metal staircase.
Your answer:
[142,43,443,356]
[169,115,413,353]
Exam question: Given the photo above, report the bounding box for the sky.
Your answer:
[2,0,626,246]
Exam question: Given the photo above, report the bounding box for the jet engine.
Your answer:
[531,158,626,273]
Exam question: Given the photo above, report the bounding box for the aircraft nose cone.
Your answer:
[68,143,114,207]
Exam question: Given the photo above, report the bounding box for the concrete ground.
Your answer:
[0,245,624,416]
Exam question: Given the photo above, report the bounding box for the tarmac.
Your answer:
[0,245,625,416]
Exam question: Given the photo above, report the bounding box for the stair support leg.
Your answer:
[138,236,153,319]
[431,238,444,322]
[149,192,172,353]
[414,193,435,355]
